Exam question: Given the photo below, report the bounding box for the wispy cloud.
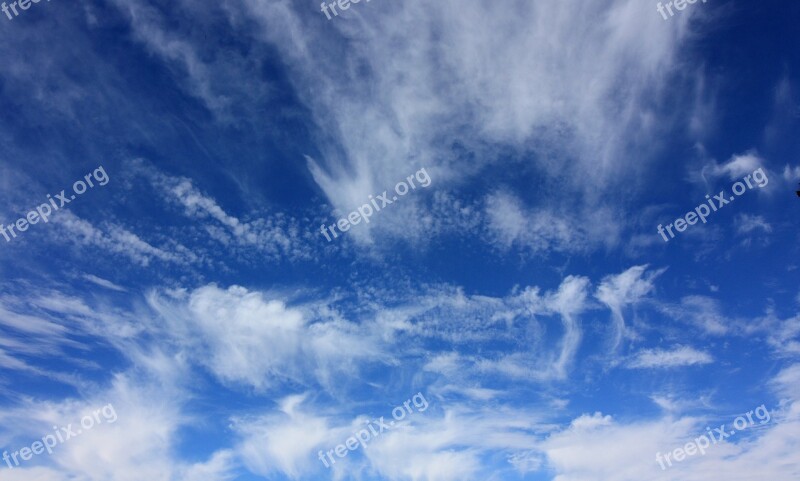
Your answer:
[82,274,128,292]
[136,161,317,261]
[229,0,710,248]
[628,346,713,369]
[54,211,190,267]
[736,214,772,235]
[596,265,665,351]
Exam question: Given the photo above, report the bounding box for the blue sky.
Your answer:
[0,0,799,480]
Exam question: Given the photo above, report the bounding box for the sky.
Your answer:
[0,0,799,480]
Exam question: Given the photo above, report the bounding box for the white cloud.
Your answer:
[138,161,315,261]
[736,214,772,235]
[537,366,800,481]
[546,276,591,378]
[649,392,715,414]
[180,451,236,481]
[570,412,613,430]
[231,393,552,481]
[660,295,729,335]
[746,311,800,358]
[435,385,504,402]
[54,211,189,267]
[540,412,687,481]
[783,164,800,181]
[363,405,542,481]
[82,274,128,292]
[484,191,613,254]
[234,394,333,479]
[508,450,544,474]
[628,346,713,369]
[146,284,388,391]
[228,0,710,247]
[106,0,271,121]
[2,268,798,481]
[412,276,591,382]
[0,359,234,481]
[701,152,764,183]
[596,265,665,350]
